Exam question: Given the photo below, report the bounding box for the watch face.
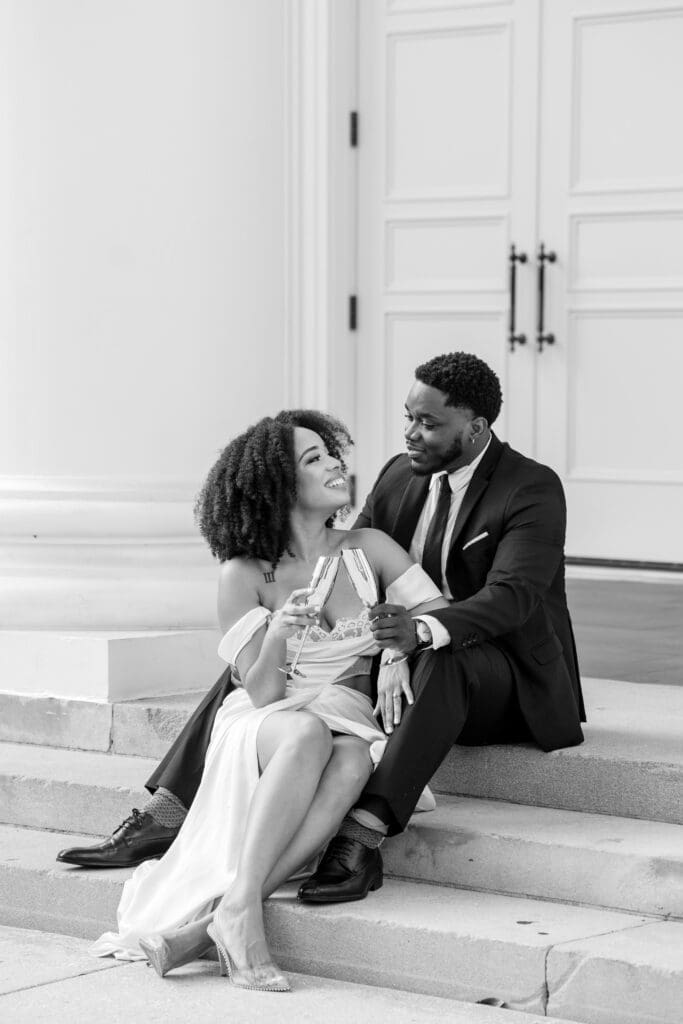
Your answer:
[416,621,431,643]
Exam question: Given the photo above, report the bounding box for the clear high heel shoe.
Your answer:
[139,919,214,978]
[206,921,290,992]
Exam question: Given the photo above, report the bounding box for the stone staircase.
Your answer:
[0,677,681,1022]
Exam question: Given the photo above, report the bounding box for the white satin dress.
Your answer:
[91,552,440,961]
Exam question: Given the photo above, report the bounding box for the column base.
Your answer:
[0,629,222,702]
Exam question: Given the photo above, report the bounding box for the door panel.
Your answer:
[571,10,683,192]
[387,26,511,199]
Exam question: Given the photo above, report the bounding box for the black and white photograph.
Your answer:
[0,1,681,1022]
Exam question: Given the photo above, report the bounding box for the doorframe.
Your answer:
[283,0,358,435]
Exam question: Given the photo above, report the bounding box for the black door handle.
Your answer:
[537,244,556,352]
[508,244,527,352]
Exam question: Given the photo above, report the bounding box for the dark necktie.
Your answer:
[421,474,452,589]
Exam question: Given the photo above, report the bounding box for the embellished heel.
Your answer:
[139,919,214,978]
[206,922,290,992]
[207,923,231,978]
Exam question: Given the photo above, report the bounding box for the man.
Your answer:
[58,352,584,902]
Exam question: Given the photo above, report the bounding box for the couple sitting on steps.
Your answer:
[59,351,585,993]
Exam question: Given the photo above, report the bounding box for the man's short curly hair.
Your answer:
[194,409,353,564]
[415,352,502,426]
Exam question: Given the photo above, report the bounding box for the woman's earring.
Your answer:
[470,435,476,445]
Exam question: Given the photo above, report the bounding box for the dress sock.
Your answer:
[338,814,385,849]
[144,788,187,828]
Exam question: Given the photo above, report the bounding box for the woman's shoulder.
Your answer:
[218,556,264,597]
[217,557,268,634]
[344,526,396,553]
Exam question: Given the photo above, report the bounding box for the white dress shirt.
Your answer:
[410,436,492,649]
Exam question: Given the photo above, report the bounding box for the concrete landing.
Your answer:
[0,926,569,1024]
[567,576,683,687]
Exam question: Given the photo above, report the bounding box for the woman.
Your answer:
[91,409,446,991]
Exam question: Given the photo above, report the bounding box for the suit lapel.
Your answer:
[391,473,430,552]
[447,433,504,555]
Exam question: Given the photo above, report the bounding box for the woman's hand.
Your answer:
[267,588,321,641]
[374,655,414,734]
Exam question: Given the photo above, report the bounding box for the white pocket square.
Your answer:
[462,531,489,551]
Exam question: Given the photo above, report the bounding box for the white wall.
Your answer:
[0,1,288,629]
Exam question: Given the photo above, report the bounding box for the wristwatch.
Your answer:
[414,619,432,650]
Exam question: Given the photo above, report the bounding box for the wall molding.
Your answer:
[283,0,358,425]
[0,475,199,502]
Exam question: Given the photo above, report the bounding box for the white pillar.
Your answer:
[0,1,288,698]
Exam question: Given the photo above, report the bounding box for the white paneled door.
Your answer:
[537,0,683,561]
[356,0,683,563]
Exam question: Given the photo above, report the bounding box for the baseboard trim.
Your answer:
[567,557,683,573]
[566,559,683,585]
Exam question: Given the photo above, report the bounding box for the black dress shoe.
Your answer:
[56,809,179,868]
[297,837,383,903]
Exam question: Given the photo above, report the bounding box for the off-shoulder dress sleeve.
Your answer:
[217,606,271,665]
[385,563,442,609]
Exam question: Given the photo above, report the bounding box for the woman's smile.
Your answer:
[325,475,347,490]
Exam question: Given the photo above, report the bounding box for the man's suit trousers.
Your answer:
[358,642,530,835]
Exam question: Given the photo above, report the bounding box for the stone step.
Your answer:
[433,677,683,824]
[0,741,152,836]
[1,825,680,1024]
[2,741,681,918]
[0,688,198,756]
[2,676,682,822]
[0,926,573,1024]
[385,795,683,918]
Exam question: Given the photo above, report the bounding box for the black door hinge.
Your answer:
[348,295,358,331]
[350,111,359,147]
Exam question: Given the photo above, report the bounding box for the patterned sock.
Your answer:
[144,787,187,829]
[338,814,385,849]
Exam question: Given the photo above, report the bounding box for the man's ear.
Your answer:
[470,417,489,441]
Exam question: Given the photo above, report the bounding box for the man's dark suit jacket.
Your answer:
[354,433,585,752]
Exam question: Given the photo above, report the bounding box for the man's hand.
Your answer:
[369,603,417,654]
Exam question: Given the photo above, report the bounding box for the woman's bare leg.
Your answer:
[263,735,373,895]
[144,735,372,977]
[213,710,333,980]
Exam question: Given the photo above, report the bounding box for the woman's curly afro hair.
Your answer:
[415,351,502,426]
[194,409,353,564]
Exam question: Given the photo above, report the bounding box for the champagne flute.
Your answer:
[341,548,379,610]
[288,554,340,677]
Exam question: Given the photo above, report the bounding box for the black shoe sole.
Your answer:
[56,852,166,869]
[298,873,383,903]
